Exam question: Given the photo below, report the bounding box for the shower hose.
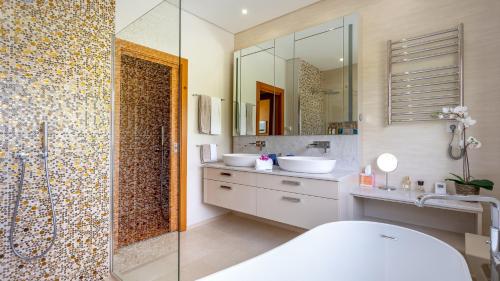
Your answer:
[8,152,57,261]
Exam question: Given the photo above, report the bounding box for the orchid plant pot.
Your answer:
[438,106,494,196]
[455,183,480,196]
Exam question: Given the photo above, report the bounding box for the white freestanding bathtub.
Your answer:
[199,221,472,281]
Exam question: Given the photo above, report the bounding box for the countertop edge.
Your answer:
[202,162,357,182]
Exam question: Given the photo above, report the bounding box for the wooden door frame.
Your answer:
[255,81,284,136]
[113,39,188,243]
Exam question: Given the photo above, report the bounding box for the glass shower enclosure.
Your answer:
[111,1,182,280]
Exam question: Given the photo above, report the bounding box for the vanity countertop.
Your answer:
[351,186,483,213]
[202,162,356,182]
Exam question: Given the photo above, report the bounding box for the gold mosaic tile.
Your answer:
[1,0,115,280]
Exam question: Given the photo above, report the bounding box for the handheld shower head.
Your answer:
[42,121,48,158]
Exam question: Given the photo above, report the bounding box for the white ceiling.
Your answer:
[116,0,321,34]
[116,0,164,33]
[179,0,321,34]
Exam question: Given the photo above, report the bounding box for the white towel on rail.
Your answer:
[239,102,247,135]
[210,144,217,161]
[200,144,218,163]
[210,97,222,135]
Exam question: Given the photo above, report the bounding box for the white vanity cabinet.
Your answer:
[203,166,353,229]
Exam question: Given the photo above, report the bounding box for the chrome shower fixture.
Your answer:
[9,121,57,261]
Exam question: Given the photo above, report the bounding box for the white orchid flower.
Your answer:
[442,107,450,113]
[467,136,482,149]
[475,141,482,149]
[452,106,468,115]
[462,116,477,128]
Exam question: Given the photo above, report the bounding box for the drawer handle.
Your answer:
[281,180,301,186]
[219,185,232,190]
[282,196,301,203]
[220,172,232,177]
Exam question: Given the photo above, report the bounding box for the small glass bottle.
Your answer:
[417,180,425,192]
[401,176,411,190]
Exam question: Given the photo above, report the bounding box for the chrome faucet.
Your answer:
[307,141,330,153]
[416,194,500,280]
[249,140,266,151]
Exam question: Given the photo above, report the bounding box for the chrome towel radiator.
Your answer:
[387,24,464,124]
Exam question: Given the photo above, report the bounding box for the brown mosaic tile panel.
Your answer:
[116,55,171,248]
[0,0,114,280]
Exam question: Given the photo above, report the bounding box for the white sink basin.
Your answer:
[277,156,336,174]
[223,154,260,167]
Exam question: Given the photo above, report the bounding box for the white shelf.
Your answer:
[351,186,483,213]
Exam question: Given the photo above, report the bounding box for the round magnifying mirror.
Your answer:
[377,153,398,173]
[376,153,398,191]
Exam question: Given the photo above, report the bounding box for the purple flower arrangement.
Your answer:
[259,154,270,161]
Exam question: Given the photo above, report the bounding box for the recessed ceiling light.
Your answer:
[339,58,344,62]
[241,8,248,15]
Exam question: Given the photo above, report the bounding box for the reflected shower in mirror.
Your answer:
[233,14,359,136]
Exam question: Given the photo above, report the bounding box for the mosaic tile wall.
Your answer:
[0,0,114,280]
[117,54,171,248]
[297,60,325,135]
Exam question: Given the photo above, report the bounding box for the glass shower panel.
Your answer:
[112,1,181,280]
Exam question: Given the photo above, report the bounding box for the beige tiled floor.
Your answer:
[113,214,301,281]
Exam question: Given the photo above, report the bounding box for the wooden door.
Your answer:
[113,39,188,250]
[256,81,285,136]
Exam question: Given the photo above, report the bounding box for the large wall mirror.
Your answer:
[233,14,358,136]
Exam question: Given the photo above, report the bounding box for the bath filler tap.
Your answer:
[416,194,500,281]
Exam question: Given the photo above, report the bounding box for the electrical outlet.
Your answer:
[447,121,458,133]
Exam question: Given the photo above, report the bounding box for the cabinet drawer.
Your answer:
[204,179,257,215]
[257,174,338,199]
[204,168,257,186]
[257,188,338,229]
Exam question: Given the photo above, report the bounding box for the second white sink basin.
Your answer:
[277,156,336,174]
[223,154,260,167]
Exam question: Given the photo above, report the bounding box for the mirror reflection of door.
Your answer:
[256,81,284,136]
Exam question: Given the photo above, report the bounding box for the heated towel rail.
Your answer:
[387,24,464,124]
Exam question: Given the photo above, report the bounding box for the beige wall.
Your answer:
[235,0,500,228]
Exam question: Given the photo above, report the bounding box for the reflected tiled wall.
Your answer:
[298,60,324,135]
[0,1,114,280]
[117,55,171,248]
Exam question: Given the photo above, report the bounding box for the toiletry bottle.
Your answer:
[401,176,411,190]
[417,180,425,192]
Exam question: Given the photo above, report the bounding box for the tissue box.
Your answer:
[255,159,273,170]
[360,173,375,187]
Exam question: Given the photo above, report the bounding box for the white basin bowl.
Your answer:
[277,156,336,174]
[223,154,260,167]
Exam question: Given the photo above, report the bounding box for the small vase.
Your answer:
[455,183,480,196]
